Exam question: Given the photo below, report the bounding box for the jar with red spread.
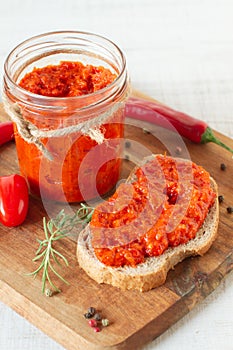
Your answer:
[3,31,129,202]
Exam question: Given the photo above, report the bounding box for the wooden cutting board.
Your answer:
[0,93,233,350]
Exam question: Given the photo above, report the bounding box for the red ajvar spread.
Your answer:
[17,61,122,202]
[19,61,116,97]
[90,155,216,267]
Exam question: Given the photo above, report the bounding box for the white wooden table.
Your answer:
[0,1,233,349]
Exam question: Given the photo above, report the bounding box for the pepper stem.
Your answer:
[201,127,233,154]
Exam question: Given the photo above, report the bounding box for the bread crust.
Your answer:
[77,158,219,292]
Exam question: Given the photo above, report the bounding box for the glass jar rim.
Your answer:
[4,30,128,109]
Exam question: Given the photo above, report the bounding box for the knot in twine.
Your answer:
[2,93,122,161]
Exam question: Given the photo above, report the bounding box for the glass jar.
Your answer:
[3,31,129,203]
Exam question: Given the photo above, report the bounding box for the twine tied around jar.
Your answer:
[2,93,124,161]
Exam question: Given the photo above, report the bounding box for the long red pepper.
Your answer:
[126,97,233,154]
[0,121,14,146]
[1,100,232,154]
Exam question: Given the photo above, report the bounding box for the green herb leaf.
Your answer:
[28,204,94,295]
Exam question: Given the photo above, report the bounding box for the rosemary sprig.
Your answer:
[28,203,94,295]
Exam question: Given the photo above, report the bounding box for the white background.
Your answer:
[0,1,233,349]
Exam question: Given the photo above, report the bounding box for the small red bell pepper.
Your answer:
[0,174,29,227]
[0,121,14,146]
[126,97,233,154]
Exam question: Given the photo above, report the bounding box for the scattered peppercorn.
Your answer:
[227,206,233,214]
[93,313,102,321]
[93,327,101,332]
[142,128,150,134]
[218,195,224,203]
[175,146,182,155]
[88,319,98,328]
[84,312,93,319]
[87,307,96,316]
[220,163,226,171]
[101,318,110,327]
[84,307,111,332]
[125,140,131,149]
[45,288,53,297]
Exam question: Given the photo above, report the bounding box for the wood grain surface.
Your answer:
[0,97,233,350]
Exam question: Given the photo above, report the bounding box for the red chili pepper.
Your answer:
[0,121,14,146]
[126,97,233,154]
[0,174,29,227]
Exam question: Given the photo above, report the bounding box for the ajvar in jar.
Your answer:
[3,32,129,203]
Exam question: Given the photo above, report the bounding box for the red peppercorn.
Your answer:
[88,319,98,328]
[93,326,101,332]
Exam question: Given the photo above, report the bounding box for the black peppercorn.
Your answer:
[93,313,102,321]
[125,140,131,149]
[227,206,233,214]
[220,163,226,171]
[87,307,96,316]
[218,195,224,203]
[84,312,93,319]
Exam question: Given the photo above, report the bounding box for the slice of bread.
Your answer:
[77,156,219,292]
